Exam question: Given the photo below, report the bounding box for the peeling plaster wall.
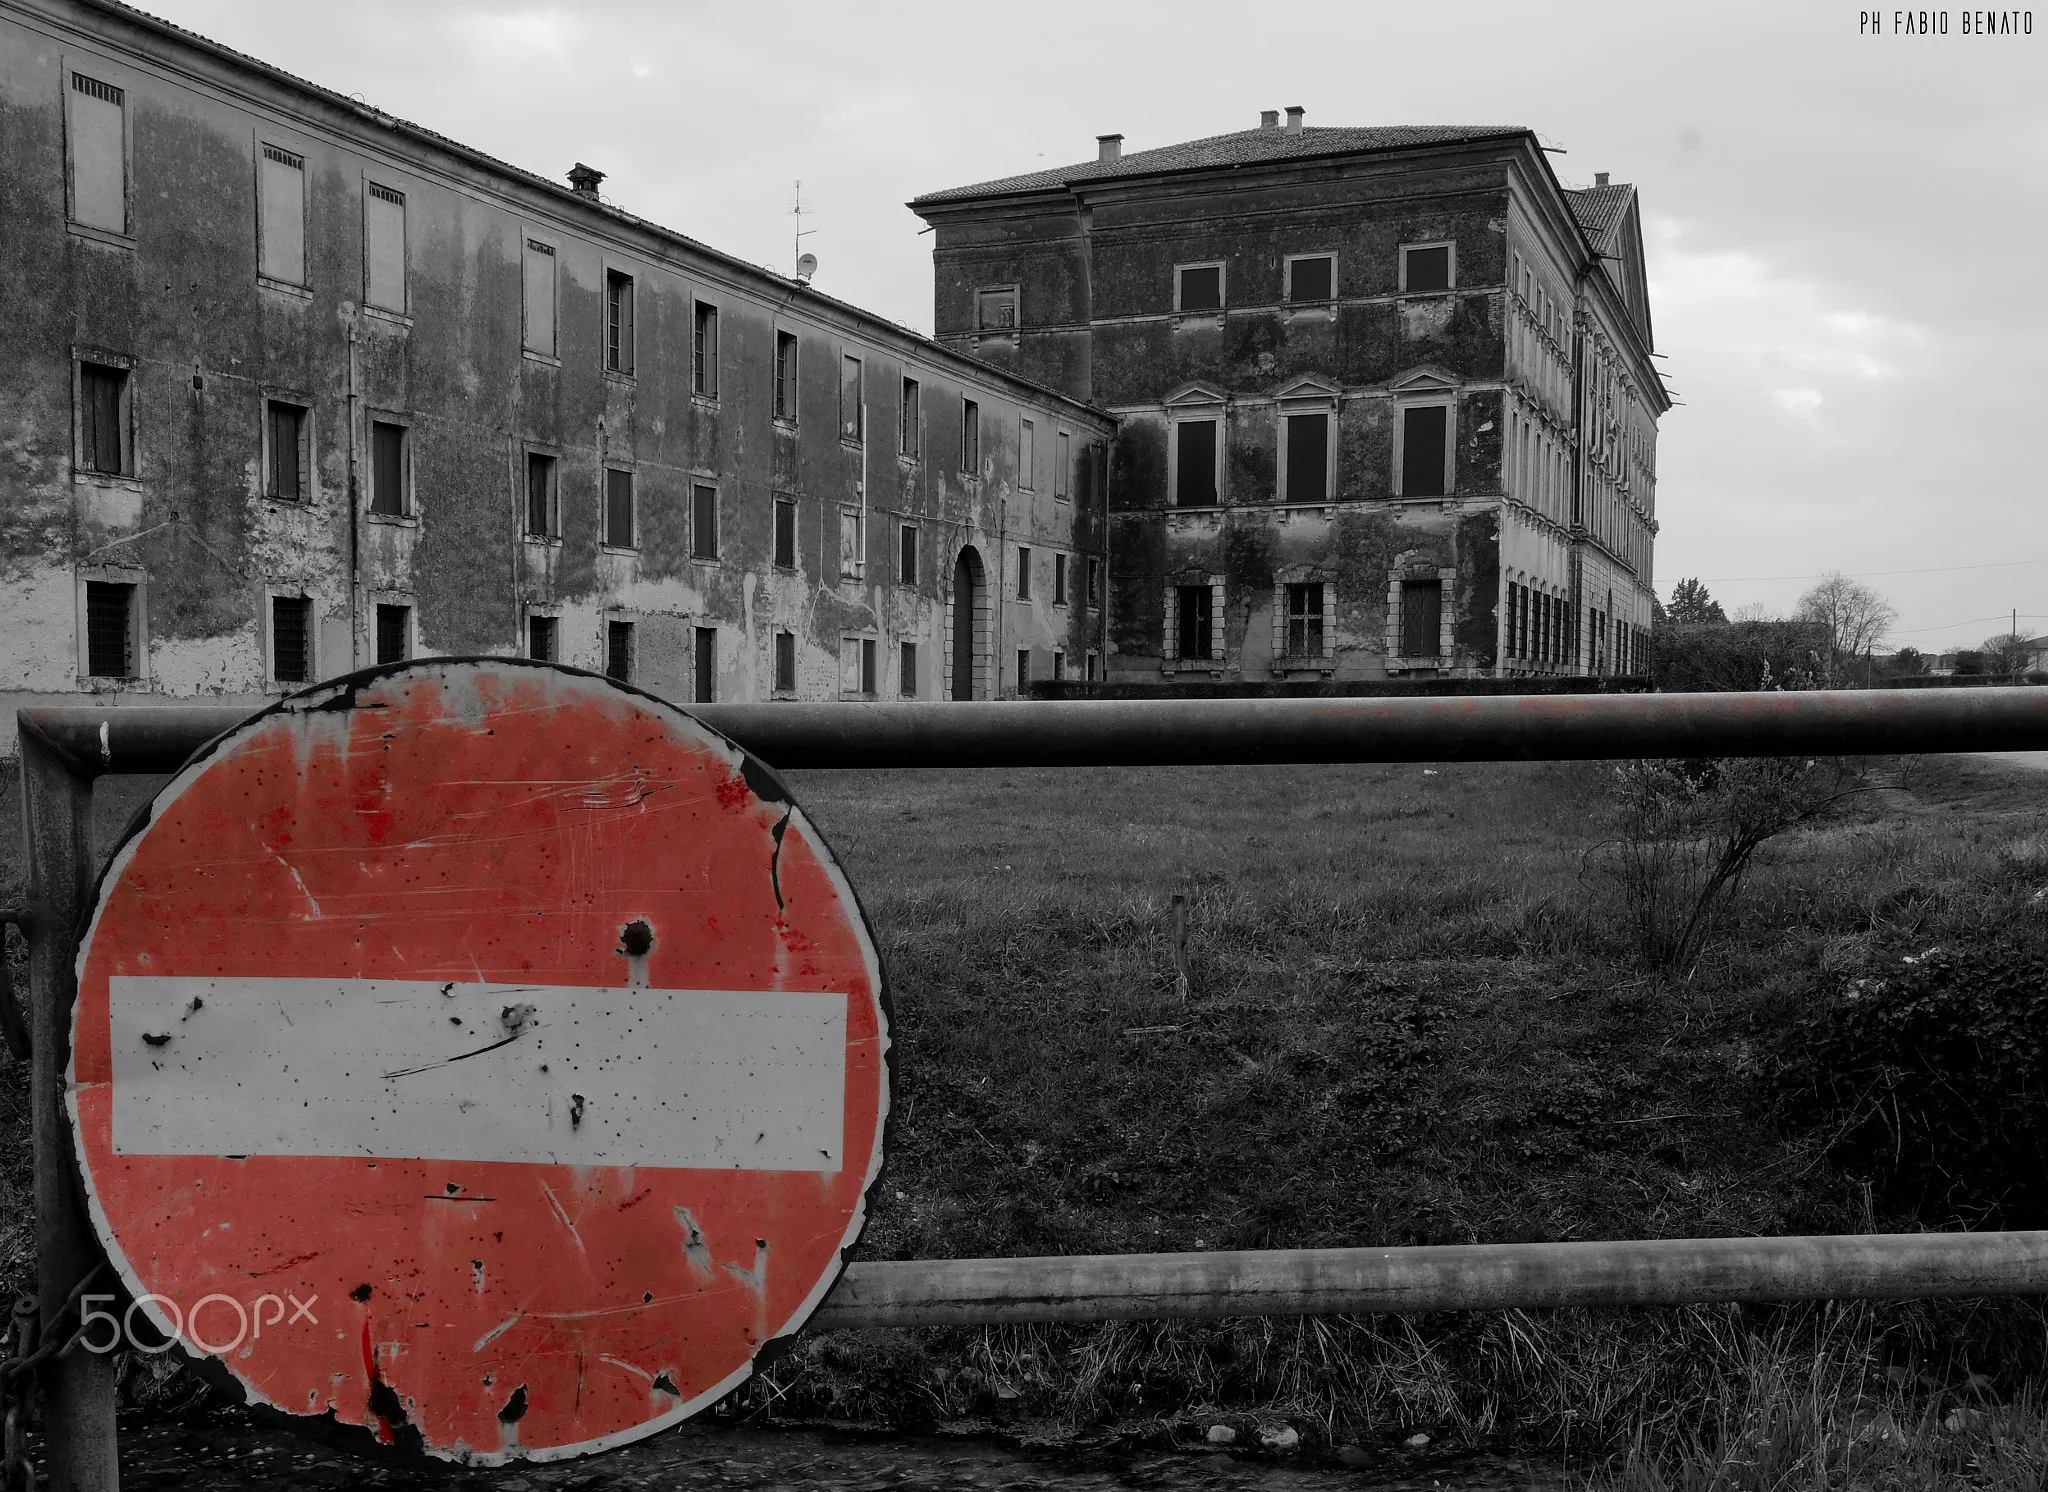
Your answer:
[0,0,1113,754]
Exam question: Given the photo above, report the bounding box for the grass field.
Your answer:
[4,751,2046,1483]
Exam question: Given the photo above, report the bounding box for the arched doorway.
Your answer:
[948,547,987,701]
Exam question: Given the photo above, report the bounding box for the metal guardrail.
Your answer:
[18,684,2048,1488]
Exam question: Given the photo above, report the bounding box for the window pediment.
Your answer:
[1274,375,1341,405]
[1389,366,1460,395]
[1163,382,1228,411]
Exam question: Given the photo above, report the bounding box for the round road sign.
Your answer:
[69,661,889,1463]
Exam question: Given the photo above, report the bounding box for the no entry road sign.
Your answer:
[68,661,890,1463]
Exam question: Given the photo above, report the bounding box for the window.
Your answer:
[1016,546,1032,600]
[1402,243,1453,294]
[692,484,718,561]
[976,286,1018,329]
[1020,419,1035,488]
[525,452,557,537]
[898,523,918,586]
[604,468,634,548]
[1016,648,1031,687]
[369,421,408,516]
[1174,419,1218,507]
[962,398,979,472]
[1284,412,1330,503]
[528,614,557,662]
[1285,582,1324,656]
[774,498,798,569]
[272,595,312,684]
[692,302,719,397]
[605,270,635,375]
[606,619,634,682]
[1086,650,1099,681]
[899,641,918,697]
[522,239,557,356]
[774,331,798,422]
[1400,405,1450,497]
[265,400,308,501]
[1053,650,1065,682]
[365,183,406,313]
[900,377,920,457]
[375,603,409,665]
[1176,584,1213,658]
[84,580,136,678]
[1401,579,1442,658]
[1054,553,1068,606]
[1087,556,1102,607]
[774,630,797,693]
[694,626,716,704]
[78,361,128,476]
[1055,432,1070,500]
[259,144,305,285]
[68,73,126,234]
[840,355,863,443]
[1176,263,1224,312]
[1286,254,1334,303]
[840,507,865,577]
[842,636,877,696]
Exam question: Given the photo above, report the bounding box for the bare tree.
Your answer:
[1980,632,2034,677]
[1796,572,1896,684]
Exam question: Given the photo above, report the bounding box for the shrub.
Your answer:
[1777,942,2048,1228]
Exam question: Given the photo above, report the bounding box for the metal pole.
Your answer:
[24,683,2048,777]
[19,718,119,1492]
[814,1230,2048,1330]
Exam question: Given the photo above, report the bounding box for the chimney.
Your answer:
[1260,109,1279,129]
[1097,133,1123,163]
[567,162,605,198]
[1595,171,1610,187]
[1284,105,1305,134]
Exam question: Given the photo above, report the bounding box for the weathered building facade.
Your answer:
[0,0,1113,751]
[914,111,1666,684]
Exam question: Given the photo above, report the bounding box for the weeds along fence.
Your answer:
[13,683,2048,1487]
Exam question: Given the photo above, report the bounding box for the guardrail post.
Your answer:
[20,718,118,1492]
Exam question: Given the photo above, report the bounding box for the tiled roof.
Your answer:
[913,125,1529,205]
[1565,183,1633,247]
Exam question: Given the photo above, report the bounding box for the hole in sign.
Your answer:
[498,1384,529,1423]
[619,919,654,957]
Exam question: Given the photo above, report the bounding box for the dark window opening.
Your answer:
[272,595,312,683]
[1404,245,1452,293]
[899,641,917,697]
[80,362,126,476]
[1016,648,1031,687]
[1177,584,1213,659]
[692,484,718,561]
[1286,413,1329,503]
[1055,431,1070,500]
[1053,650,1065,682]
[774,631,797,693]
[900,377,920,456]
[605,618,633,682]
[1087,557,1101,607]
[1054,553,1067,606]
[85,581,135,678]
[1178,265,1222,312]
[525,452,556,537]
[1175,420,1217,507]
[1286,582,1324,656]
[840,355,863,443]
[528,615,557,662]
[692,302,718,397]
[976,287,1017,329]
[899,524,917,586]
[962,398,979,472]
[267,400,306,500]
[774,499,797,569]
[1020,419,1035,488]
[1401,405,1449,497]
[1288,255,1334,302]
[604,468,634,548]
[375,603,409,665]
[605,270,634,375]
[1401,579,1442,658]
[774,331,797,421]
[861,638,877,695]
[1016,546,1032,600]
[370,421,406,516]
[694,626,716,704]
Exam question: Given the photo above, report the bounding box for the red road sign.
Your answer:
[69,661,889,1463]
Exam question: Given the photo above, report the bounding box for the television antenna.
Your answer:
[794,180,816,281]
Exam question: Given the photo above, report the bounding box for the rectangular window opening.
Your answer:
[694,626,716,704]
[692,484,719,561]
[84,580,135,678]
[1175,419,1217,507]
[898,523,918,586]
[523,239,557,357]
[365,182,406,313]
[79,362,127,476]
[976,286,1018,329]
[1055,431,1070,500]
[606,619,634,682]
[604,468,634,548]
[1176,584,1213,659]
[1052,650,1065,682]
[68,72,127,234]
[1054,553,1068,606]
[1086,557,1102,608]
[528,614,557,662]
[606,270,635,375]
[1288,255,1334,303]
[774,498,798,569]
[962,398,979,472]
[774,631,797,693]
[1177,264,1223,312]
[1016,648,1031,688]
[839,508,865,578]
[1286,412,1329,503]
[272,595,312,684]
[1020,419,1035,489]
[899,641,918,698]
[375,603,409,665]
[266,400,307,501]
[840,355,863,443]
[900,376,920,457]
[1401,579,1442,659]
[370,421,407,516]
[1016,545,1032,600]
[259,144,306,285]
[693,302,719,397]
[1286,582,1325,656]
[862,638,877,696]
[1401,405,1449,498]
[775,331,798,421]
[1403,244,1452,294]
[525,452,557,537]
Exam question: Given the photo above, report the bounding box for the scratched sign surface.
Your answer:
[69,661,889,1463]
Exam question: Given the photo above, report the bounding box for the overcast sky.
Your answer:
[149,0,2045,652]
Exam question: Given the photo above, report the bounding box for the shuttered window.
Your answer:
[266,401,307,500]
[693,302,719,397]
[1401,579,1442,658]
[523,240,556,356]
[68,73,126,233]
[259,145,306,285]
[774,499,797,569]
[1285,413,1329,503]
[692,484,718,561]
[775,332,798,421]
[604,469,634,548]
[1175,420,1217,506]
[370,422,407,515]
[525,452,557,537]
[1401,406,1448,497]
[365,183,406,312]
[79,362,126,475]
[605,270,635,374]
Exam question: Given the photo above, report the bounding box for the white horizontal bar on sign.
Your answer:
[107,977,847,1170]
